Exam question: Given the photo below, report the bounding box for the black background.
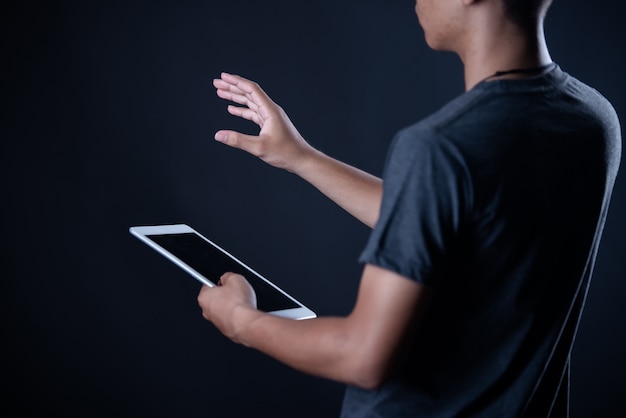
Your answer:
[2,1,624,417]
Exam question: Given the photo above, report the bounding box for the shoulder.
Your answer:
[564,74,621,134]
[557,70,621,164]
[386,124,463,180]
[401,87,497,138]
[381,120,474,216]
[381,89,492,194]
[388,98,482,175]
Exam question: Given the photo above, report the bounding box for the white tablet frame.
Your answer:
[130,224,316,320]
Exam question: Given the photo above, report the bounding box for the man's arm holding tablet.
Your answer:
[197,264,429,389]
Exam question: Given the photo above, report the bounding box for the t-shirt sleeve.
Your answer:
[359,127,470,287]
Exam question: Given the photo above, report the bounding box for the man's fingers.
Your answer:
[218,272,235,286]
[214,79,260,112]
[219,72,274,109]
[227,104,261,125]
[219,72,254,93]
[213,78,246,95]
[215,85,246,104]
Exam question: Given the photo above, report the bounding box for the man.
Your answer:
[198,0,621,416]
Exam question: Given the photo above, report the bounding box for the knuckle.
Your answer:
[228,134,240,148]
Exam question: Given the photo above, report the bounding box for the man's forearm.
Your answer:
[293,149,383,228]
[235,310,383,389]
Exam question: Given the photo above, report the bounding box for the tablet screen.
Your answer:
[145,232,299,312]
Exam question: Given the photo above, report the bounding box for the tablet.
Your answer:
[130,224,316,320]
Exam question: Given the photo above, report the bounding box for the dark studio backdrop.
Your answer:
[2,0,624,417]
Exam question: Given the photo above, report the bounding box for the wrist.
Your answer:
[232,306,265,347]
[291,146,325,177]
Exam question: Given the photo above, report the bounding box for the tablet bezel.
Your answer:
[130,224,316,320]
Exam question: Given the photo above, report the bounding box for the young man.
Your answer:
[198,0,621,416]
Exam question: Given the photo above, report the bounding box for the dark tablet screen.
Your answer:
[146,232,299,312]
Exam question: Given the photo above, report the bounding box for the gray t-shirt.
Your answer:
[341,65,621,417]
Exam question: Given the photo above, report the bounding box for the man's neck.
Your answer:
[461,23,552,91]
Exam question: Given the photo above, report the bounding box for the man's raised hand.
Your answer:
[213,72,314,173]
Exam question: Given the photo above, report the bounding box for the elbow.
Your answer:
[348,365,389,390]
[352,377,386,391]
[343,353,391,390]
[335,328,395,390]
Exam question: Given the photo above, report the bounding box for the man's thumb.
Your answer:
[214,130,256,153]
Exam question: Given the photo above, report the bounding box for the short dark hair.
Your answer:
[502,0,554,26]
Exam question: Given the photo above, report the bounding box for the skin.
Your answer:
[414,0,552,89]
[198,0,553,389]
[199,266,427,388]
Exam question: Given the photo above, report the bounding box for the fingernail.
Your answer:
[214,132,227,142]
